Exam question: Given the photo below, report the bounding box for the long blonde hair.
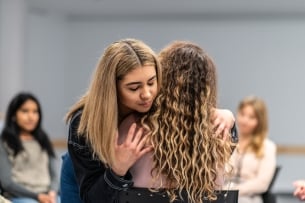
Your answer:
[238,96,268,158]
[142,41,233,203]
[66,39,161,166]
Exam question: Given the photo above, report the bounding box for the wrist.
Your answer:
[104,168,133,191]
[111,166,127,177]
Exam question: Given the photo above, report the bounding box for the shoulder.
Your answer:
[0,140,10,154]
[69,110,82,127]
[264,138,277,153]
[68,110,86,144]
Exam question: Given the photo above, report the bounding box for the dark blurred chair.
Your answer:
[262,166,281,203]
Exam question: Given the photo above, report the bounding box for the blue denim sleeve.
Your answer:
[67,111,133,203]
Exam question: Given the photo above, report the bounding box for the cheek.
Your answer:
[120,92,137,105]
[249,119,258,130]
[151,84,158,99]
[33,114,40,123]
[15,113,25,124]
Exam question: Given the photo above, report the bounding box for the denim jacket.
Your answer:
[68,110,133,203]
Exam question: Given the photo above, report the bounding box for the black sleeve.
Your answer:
[67,111,133,203]
[230,122,238,143]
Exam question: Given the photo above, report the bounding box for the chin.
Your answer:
[137,107,151,113]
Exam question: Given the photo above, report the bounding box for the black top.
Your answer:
[68,111,133,203]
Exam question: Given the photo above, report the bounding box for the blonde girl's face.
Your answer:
[15,99,39,133]
[237,104,258,136]
[117,65,158,116]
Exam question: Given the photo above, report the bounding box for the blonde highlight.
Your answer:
[66,39,161,166]
[142,41,233,203]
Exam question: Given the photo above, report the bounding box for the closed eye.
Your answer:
[128,85,141,91]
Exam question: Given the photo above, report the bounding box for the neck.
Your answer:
[118,106,133,124]
[119,111,137,124]
[238,134,252,152]
[20,131,33,140]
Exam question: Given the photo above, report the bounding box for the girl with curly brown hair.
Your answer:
[119,41,235,203]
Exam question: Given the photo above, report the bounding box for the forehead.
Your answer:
[121,65,156,82]
[240,104,255,115]
[19,100,38,108]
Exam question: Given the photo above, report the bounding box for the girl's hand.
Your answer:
[293,180,305,200]
[212,108,235,140]
[37,193,52,203]
[112,123,152,176]
[48,190,57,203]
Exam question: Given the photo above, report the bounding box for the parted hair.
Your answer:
[142,41,232,203]
[66,39,161,166]
[238,96,268,158]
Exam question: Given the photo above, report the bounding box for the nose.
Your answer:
[140,86,152,100]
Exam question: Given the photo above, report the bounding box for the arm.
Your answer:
[0,141,38,199]
[235,140,277,195]
[67,112,133,203]
[49,156,59,192]
[212,108,237,142]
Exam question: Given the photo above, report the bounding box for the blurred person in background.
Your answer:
[0,92,59,203]
[228,96,276,203]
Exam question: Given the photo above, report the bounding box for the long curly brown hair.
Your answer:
[142,41,233,203]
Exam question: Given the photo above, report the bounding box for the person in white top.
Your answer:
[229,96,277,203]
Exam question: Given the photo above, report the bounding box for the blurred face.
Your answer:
[15,99,39,133]
[117,65,157,117]
[237,104,258,136]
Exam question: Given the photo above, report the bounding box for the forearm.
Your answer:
[235,178,270,195]
[237,141,276,196]
[3,183,38,199]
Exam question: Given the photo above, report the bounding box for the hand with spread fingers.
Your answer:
[112,123,153,176]
[212,108,235,140]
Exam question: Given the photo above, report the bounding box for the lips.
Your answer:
[140,101,152,107]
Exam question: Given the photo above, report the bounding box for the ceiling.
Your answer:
[26,0,305,18]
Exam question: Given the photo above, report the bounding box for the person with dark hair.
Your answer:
[0,92,59,203]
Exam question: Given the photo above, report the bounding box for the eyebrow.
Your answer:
[125,75,156,86]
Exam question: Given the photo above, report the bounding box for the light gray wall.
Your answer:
[20,13,305,143]
[2,6,304,143]
[25,11,69,138]
[1,4,305,193]
[65,18,305,145]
